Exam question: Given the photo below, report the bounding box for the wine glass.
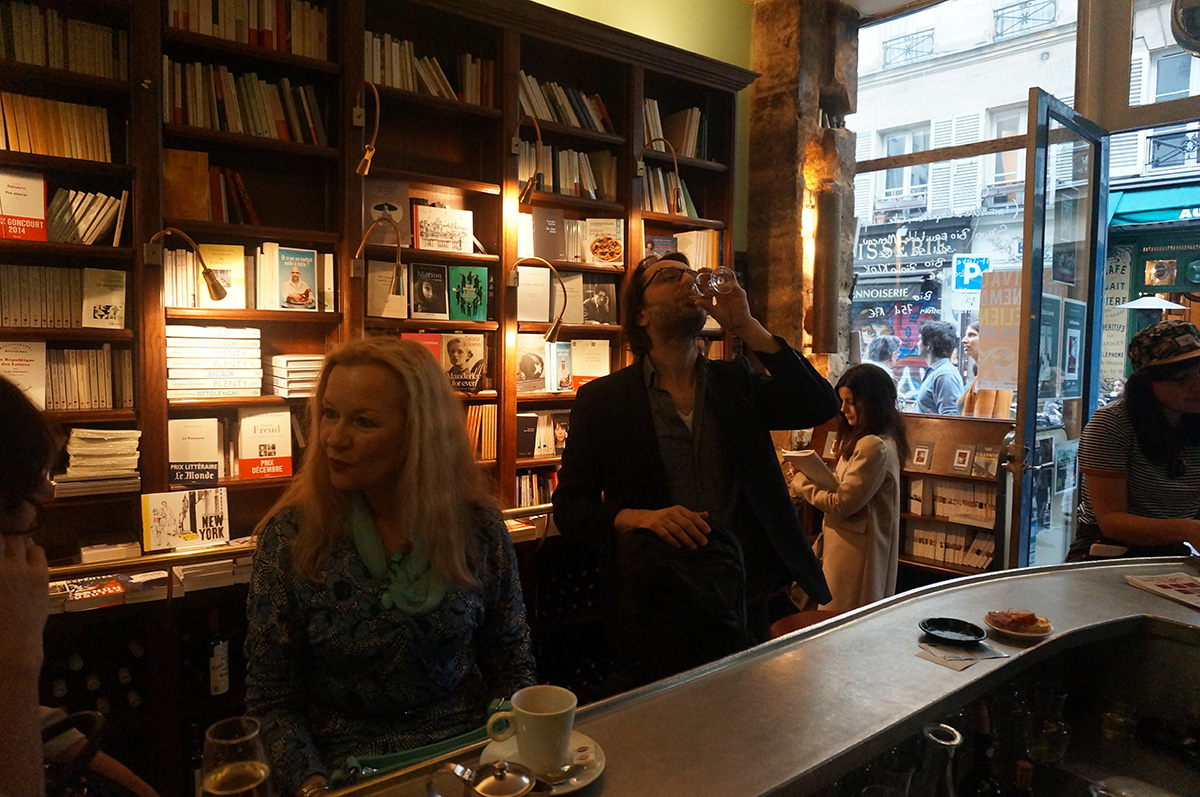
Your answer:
[202,716,275,797]
[694,267,737,296]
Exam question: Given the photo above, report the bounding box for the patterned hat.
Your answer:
[1128,320,1200,372]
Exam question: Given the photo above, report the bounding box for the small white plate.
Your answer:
[984,615,1053,639]
[480,730,605,795]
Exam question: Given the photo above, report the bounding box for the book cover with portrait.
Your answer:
[440,333,487,393]
[277,247,318,310]
[410,262,449,320]
[515,333,549,393]
[582,274,617,324]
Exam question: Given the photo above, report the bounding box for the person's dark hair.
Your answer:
[0,377,57,513]
[1123,357,1200,474]
[919,320,957,359]
[834,364,910,464]
[866,335,902,364]
[622,251,690,357]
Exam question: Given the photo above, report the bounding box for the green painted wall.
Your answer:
[531,0,756,250]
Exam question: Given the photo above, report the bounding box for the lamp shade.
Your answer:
[1116,295,1188,310]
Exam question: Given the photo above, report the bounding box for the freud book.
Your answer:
[141,487,229,552]
[237,407,292,479]
[167,417,219,486]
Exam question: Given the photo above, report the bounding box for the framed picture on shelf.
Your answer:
[910,441,934,471]
[952,445,975,473]
[410,263,449,320]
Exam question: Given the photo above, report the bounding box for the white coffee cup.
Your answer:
[486,685,577,777]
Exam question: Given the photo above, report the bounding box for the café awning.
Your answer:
[1108,182,1200,226]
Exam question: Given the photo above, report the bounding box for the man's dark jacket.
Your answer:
[552,339,837,605]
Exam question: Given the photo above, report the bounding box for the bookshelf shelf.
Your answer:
[900,511,995,530]
[1,327,135,342]
[163,219,341,247]
[901,469,999,484]
[217,476,294,491]
[539,260,625,275]
[458,390,499,400]
[363,318,500,333]
[375,84,503,118]
[0,150,133,177]
[165,309,341,324]
[163,123,340,158]
[361,245,500,266]
[640,212,727,231]
[520,117,623,147]
[898,554,984,577]
[516,392,577,403]
[0,240,135,263]
[162,28,341,75]
[0,60,131,97]
[367,166,501,196]
[45,408,138,423]
[517,322,621,336]
[167,395,290,409]
[527,192,624,215]
[517,455,562,468]
[641,149,729,173]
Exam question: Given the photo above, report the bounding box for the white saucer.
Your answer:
[480,730,605,794]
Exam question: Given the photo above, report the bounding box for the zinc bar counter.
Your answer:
[334,557,1200,796]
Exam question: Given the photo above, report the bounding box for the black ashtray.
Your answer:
[919,617,986,646]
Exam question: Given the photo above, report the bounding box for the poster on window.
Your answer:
[1059,298,1086,399]
[1038,295,1062,399]
[1051,242,1078,286]
[850,282,940,402]
[977,268,1021,392]
[1100,246,1132,393]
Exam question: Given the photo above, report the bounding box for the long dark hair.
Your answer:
[0,377,57,515]
[834,364,910,464]
[1124,357,1200,475]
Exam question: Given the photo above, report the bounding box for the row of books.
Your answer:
[0,2,129,80]
[162,149,261,225]
[516,212,623,265]
[516,141,615,202]
[0,340,132,411]
[516,469,557,509]
[673,229,723,271]
[168,407,293,486]
[643,100,706,160]
[207,166,260,225]
[163,240,333,313]
[515,335,610,394]
[365,261,489,323]
[515,409,570,458]
[363,32,494,107]
[516,268,619,326]
[0,92,112,162]
[465,402,497,461]
[2,263,127,331]
[641,166,700,218]
[55,427,141,497]
[46,187,128,246]
[168,0,329,61]
[166,324,262,399]
[905,527,995,569]
[517,70,614,134]
[908,477,999,527]
[163,57,328,146]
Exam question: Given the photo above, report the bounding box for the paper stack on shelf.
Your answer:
[53,428,142,497]
[265,353,323,397]
[165,325,263,399]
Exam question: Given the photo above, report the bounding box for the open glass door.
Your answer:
[1002,89,1109,568]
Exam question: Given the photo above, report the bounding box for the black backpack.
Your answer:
[612,523,753,685]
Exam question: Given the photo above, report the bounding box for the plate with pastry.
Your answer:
[984,609,1053,639]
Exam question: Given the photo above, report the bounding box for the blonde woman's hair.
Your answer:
[256,336,496,589]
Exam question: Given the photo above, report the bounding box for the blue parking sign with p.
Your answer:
[953,254,990,291]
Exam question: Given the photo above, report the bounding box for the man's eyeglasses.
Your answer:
[645,265,697,286]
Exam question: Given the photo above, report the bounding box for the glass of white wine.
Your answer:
[202,716,274,797]
[694,267,737,296]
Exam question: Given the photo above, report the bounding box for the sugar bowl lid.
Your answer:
[430,760,538,797]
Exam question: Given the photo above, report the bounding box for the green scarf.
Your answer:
[350,493,446,614]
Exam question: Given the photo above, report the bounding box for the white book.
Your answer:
[167,387,261,399]
[80,268,126,329]
[552,271,585,325]
[167,418,220,486]
[782,449,839,492]
[366,260,408,318]
[256,241,279,309]
[167,378,262,389]
[169,367,264,380]
[516,264,550,322]
[569,339,610,389]
[266,354,324,367]
[167,357,262,369]
[166,325,260,338]
[411,205,473,253]
[237,407,292,479]
[167,345,260,359]
[0,340,47,408]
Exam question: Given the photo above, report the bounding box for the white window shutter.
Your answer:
[853,132,874,220]
[929,117,954,212]
[1110,131,1140,177]
[951,113,981,210]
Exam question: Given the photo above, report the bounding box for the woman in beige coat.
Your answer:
[793,365,908,614]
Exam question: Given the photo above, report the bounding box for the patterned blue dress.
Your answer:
[245,508,537,793]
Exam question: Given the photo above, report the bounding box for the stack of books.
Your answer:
[53,428,141,497]
[265,353,322,397]
[166,325,263,399]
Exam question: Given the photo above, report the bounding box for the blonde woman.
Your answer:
[245,338,535,796]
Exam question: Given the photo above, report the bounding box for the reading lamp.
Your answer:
[511,115,544,205]
[148,227,226,302]
[514,256,568,342]
[356,81,381,176]
[354,216,405,289]
[639,137,683,214]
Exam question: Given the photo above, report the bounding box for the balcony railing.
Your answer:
[994,0,1057,40]
[1147,128,1200,170]
[883,29,934,69]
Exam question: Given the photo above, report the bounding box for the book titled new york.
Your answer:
[167,417,219,486]
[0,169,46,240]
[410,262,449,320]
[412,205,473,253]
[448,265,488,322]
[141,487,230,552]
[277,247,318,310]
[237,407,292,479]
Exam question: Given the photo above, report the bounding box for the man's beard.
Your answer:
[657,303,707,343]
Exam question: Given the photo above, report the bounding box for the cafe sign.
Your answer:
[854,215,976,275]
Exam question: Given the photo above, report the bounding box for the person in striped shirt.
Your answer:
[1070,320,1200,560]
